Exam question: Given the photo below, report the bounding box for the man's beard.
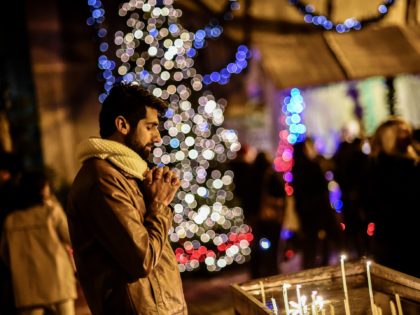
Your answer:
[125,132,153,160]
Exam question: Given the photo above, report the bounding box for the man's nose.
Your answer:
[154,130,162,143]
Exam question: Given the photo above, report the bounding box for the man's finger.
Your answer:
[171,176,180,187]
[144,170,153,185]
[154,167,164,180]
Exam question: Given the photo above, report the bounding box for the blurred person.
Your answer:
[365,116,420,277]
[333,126,369,259]
[229,143,256,225]
[0,170,77,315]
[66,83,187,315]
[410,128,420,155]
[0,151,22,315]
[292,138,343,270]
[249,151,285,278]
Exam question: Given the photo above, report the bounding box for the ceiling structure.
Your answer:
[176,0,420,90]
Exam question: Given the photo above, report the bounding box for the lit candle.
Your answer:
[271,297,279,315]
[395,293,403,315]
[316,296,324,311]
[366,261,376,315]
[283,283,291,315]
[390,300,397,315]
[296,285,304,315]
[311,291,317,315]
[301,295,308,315]
[329,304,335,315]
[260,281,266,306]
[340,255,351,315]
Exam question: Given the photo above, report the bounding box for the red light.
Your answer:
[198,246,207,255]
[285,185,294,196]
[175,248,184,255]
[367,222,375,236]
[217,244,227,252]
[285,249,295,259]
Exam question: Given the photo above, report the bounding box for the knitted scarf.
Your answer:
[77,138,148,180]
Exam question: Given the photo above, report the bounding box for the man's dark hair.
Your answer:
[99,83,168,138]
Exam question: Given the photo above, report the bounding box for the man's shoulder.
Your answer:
[78,158,120,176]
[71,158,125,189]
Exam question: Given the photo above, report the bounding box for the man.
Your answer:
[67,83,187,315]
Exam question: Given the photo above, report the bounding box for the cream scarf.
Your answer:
[77,138,148,180]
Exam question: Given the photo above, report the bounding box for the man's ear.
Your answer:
[115,116,130,136]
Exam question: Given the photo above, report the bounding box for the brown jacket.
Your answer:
[67,158,187,315]
[0,201,77,308]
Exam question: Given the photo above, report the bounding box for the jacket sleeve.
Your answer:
[86,171,173,280]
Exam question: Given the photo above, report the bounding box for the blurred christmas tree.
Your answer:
[87,0,253,272]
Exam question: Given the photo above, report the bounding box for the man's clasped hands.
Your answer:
[143,166,181,207]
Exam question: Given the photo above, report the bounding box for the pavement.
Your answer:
[75,264,251,315]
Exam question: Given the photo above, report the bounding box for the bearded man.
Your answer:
[67,83,187,315]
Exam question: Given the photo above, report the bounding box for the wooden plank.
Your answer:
[231,258,420,315]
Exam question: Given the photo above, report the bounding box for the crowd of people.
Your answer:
[0,79,419,315]
[231,116,420,279]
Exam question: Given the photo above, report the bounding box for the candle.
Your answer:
[343,299,351,315]
[340,255,351,315]
[296,285,303,315]
[316,296,324,311]
[390,300,397,315]
[259,281,266,306]
[329,304,335,315]
[283,283,291,315]
[366,261,376,315]
[395,293,403,315]
[271,297,278,315]
[301,295,308,315]
[376,305,383,315]
[311,291,317,315]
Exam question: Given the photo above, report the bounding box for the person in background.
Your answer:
[292,137,343,270]
[365,116,420,277]
[229,143,256,225]
[333,126,369,260]
[0,170,77,315]
[66,83,187,315]
[410,128,420,156]
[249,150,285,278]
[0,152,22,315]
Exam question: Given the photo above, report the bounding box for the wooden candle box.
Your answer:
[231,258,420,315]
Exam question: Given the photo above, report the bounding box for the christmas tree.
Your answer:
[87,0,253,272]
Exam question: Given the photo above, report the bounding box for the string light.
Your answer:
[288,0,397,33]
[276,88,344,240]
[202,45,252,86]
[87,0,250,98]
[86,0,253,272]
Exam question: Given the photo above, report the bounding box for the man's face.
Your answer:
[125,106,161,160]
